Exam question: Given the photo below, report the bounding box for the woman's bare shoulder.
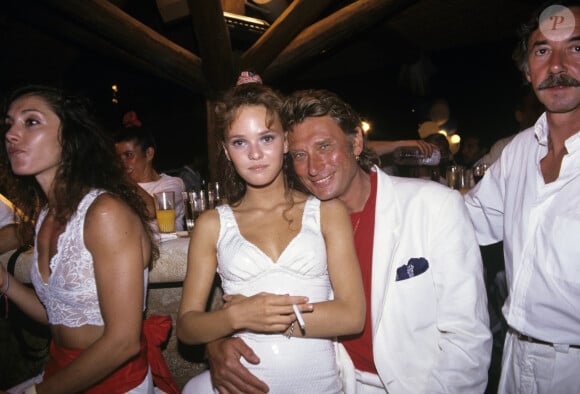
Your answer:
[196,208,220,226]
[83,193,146,258]
[189,208,221,242]
[86,192,135,221]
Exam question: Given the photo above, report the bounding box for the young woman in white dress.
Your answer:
[177,81,365,393]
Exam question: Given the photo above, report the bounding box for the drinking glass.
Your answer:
[207,182,221,209]
[473,163,488,183]
[446,165,462,189]
[154,191,176,233]
[182,191,195,232]
[182,190,207,231]
[459,168,474,194]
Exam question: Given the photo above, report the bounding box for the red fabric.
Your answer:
[341,171,378,374]
[122,111,142,128]
[143,315,180,394]
[44,315,179,394]
[45,340,149,393]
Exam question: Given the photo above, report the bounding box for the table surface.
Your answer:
[0,236,190,284]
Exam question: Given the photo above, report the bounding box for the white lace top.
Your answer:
[30,189,148,327]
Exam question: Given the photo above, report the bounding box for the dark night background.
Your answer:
[0,1,533,177]
[41,38,525,176]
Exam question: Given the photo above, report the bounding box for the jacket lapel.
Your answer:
[370,168,401,334]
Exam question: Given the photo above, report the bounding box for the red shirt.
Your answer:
[341,171,377,374]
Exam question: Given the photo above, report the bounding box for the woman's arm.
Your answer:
[36,194,148,393]
[0,264,48,324]
[177,210,309,345]
[289,198,365,338]
[177,210,223,344]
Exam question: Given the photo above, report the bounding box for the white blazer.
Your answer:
[338,167,491,394]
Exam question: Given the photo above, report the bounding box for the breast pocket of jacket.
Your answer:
[392,266,436,329]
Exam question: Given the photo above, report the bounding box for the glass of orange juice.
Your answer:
[154,191,176,233]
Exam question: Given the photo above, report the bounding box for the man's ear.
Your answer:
[283,132,289,154]
[352,127,364,157]
[145,146,155,162]
[524,65,531,84]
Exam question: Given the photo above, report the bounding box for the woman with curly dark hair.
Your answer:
[0,85,178,393]
[177,80,364,393]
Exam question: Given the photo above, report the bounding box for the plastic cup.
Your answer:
[154,191,176,233]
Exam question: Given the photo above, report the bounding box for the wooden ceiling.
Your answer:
[0,0,545,97]
[0,0,550,177]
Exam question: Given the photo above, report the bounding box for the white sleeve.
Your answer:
[464,158,506,246]
[0,194,16,228]
[428,190,492,392]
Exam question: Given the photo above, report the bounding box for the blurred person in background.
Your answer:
[114,116,185,231]
[476,86,544,167]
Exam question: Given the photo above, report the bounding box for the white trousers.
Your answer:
[8,368,155,394]
[498,331,580,394]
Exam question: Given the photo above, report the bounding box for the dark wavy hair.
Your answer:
[1,85,158,261]
[513,1,580,75]
[214,83,306,205]
[281,89,379,173]
[113,124,158,152]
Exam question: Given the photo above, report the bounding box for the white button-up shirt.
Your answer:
[0,193,16,228]
[465,113,580,346]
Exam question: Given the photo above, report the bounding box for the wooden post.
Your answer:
[221,0,244,14]
[205,99,220,182]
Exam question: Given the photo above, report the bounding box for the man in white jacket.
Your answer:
[206,89,492,393]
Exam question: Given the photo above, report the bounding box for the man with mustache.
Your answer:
[464,1,580,392]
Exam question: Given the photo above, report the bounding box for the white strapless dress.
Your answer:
[183,196,342,393]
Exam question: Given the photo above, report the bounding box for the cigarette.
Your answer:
[292,304,306,330]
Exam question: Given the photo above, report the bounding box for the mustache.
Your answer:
[538,74,580,90]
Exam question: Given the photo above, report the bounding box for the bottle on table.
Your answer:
[392,147,441,166]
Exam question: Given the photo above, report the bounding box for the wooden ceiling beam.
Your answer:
[263,0,420,81]
[6,0,201,91]
[188,0,236,97]
[37,0,207,93]
[240,0,334,75]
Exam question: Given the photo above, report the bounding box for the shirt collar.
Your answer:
[534,113,549,147]
[565,131,580,154]
[533,112,580,153]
